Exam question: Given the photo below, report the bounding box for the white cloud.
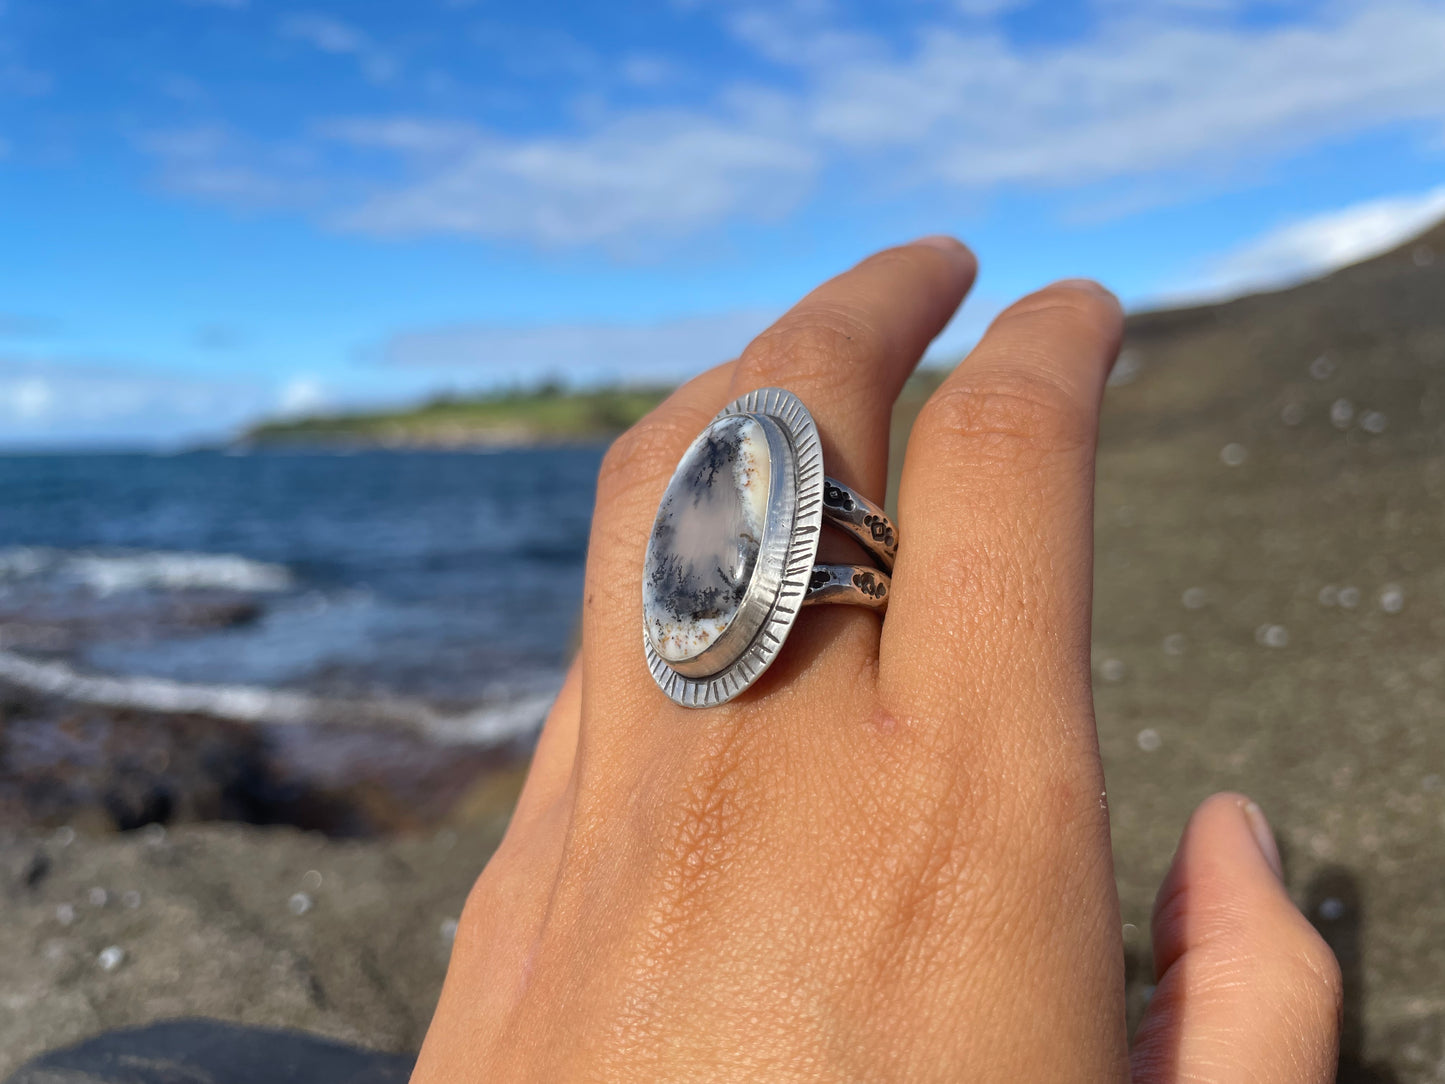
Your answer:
[802,4,1445,191]
[1189,185,1445,298]
[0,356,271,445]
[138,0,1445,248]
[143,126,321,207]
[328,110,816,246]
[2,376,52,419]
[378,309,782,383]
[720,6,883,68]
[0,59,51,95]
[279,13,396,83]
[953,0,1034,16]
[278,375,329,415]
[280,13,364,53]
[376,293,1011,381]
[619,54,676,88]
[158,73,208,104]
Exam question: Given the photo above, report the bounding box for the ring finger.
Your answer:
[580,237,978,735]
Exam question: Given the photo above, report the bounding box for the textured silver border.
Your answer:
[644,387,824,708]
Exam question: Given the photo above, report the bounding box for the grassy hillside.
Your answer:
[249,221,1444,457]
[245,385,670,447]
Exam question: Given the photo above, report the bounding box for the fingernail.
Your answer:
[1054,277,1117,299]
[1239,798,1284,880]
[911,234,970,260]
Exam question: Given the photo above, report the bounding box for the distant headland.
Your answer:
[241,215,1444,452]
[242,384,671,449]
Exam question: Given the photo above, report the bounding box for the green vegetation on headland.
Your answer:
[243,384,672,448]
[244,217,1445,453]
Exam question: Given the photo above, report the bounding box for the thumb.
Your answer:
[1131,793,1343,1084]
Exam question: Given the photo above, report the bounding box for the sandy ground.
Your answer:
[1088,231,1445,1082]
[3,228,1444,1080]
[0,773,521,1076]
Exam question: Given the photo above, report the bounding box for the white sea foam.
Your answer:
[0,546,293,594]
[0,547,48,579]
[0,648,551,748]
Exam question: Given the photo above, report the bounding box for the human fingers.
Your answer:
[727,236,975,502]
[578,360,739,719]
[869,280,1127,1076]
[580,240,976,730]
[1132,793,1342,1084]
[882,279,1124,740]
[709,238,976,690]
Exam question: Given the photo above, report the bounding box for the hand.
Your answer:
[412,239,1342,1082]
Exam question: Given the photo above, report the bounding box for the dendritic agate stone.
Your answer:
[644,414,772,667]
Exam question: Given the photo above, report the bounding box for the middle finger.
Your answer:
[728,237,976,504]
[582,237,978,723]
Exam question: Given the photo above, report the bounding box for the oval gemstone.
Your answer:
[644,414,772,666]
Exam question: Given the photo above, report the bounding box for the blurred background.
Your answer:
[1,0,1442,1079]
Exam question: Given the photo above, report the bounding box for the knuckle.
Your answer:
[590,414,705,574]
[1180,906,1344,1025]
[915,371,1093,467]
[453,849,521,950]
[997,281,1122,339]
[739,306,878,389]
[456,873,498,943]
[1149,867,1192,945]
[1286,926,1345,1017]
[595,415,692,505]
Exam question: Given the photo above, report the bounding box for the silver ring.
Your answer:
[642,387,897,708]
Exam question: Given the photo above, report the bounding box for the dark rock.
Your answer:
[0,688,508,837]
[166,597,264,631]
[5,1019,413,1084]
[0,698,273,832]
[21,849,49,889]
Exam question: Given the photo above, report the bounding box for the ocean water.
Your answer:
[0,447,603,743]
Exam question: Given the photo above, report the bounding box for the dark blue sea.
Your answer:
[0,448,602,742]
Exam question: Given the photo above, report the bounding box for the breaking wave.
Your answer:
[0,648,555,748]
[0,546,294,595]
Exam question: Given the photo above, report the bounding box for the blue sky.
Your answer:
[2,0,1445,446]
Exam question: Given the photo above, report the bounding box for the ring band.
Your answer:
[821,478,896,572]
[642,387,896,708]
[805,563,890,609]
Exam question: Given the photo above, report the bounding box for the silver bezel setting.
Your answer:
[644,387,824,708]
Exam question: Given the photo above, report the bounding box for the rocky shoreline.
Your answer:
[4,225,1445,1079]
[0,680,522,838]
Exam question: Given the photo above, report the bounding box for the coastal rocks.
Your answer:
[0,592,263,656]
[6,1020,414,1084]
[0,695,271,833]
[0,688,507,837]
[643,414,771,668]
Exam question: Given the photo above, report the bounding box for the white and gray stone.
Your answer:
[644,414,772,667]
